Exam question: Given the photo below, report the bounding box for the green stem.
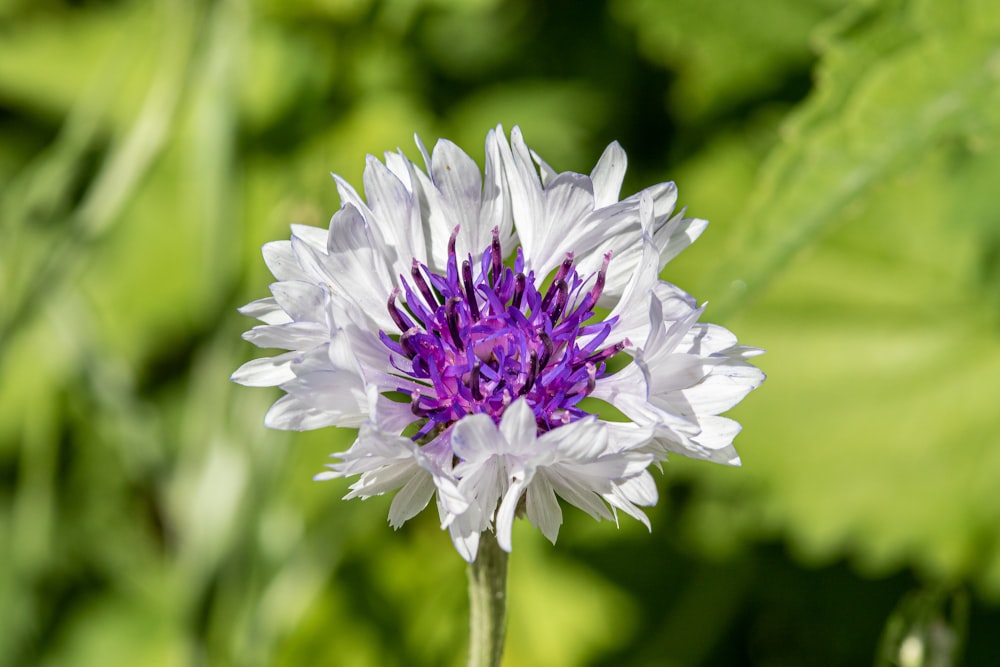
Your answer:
[467,531,509,667]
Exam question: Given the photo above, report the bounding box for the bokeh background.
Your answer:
[2,0,1000,665]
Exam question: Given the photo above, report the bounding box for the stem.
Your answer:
[467,531,509,667]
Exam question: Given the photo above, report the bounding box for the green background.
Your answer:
[2,0,1000,664]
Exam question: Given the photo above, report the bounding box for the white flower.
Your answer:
[233,126,764,561]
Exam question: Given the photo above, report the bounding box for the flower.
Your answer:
[232,126,764,561]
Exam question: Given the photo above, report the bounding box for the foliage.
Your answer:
[2,0,999,664]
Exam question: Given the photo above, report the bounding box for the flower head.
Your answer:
[233,126,764,561]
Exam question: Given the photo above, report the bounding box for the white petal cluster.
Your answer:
[233,126,764,561]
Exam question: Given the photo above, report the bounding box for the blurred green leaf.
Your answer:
[706,0,1000,313]
[678,116,1000,592]
[653,0,1000,602]
[0,3,163,130]
[4,0,1000,664]
[612,0,842,121]
[238,21,335,132]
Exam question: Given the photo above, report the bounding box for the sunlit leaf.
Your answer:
[707,0,1000,313]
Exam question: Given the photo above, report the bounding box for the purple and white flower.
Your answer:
[233,126,763,561]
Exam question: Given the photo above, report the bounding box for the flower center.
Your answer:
[380,227,623,440]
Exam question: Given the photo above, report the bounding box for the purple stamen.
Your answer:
[411,391,428,417]
[470,361,483,401]
[411,259,438,308]
[549,279,569,322]
[585,341,626,366]
[400,279,434,327]
[522,350,539,395]
[462,259,480,322]
[380,230,625,438]
[387,289,412,332]
[589,251,612,304]
[540,279,560,312]
[511,273,526,309]
[538,332,554,371]
[553,253,574,284]
[490,227,502,284]
[445,296,464,351]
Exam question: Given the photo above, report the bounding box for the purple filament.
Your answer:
[381,227,620,439]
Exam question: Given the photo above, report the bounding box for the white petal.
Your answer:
[689,416,743,466]
[650,416,742,466]
[237,297,291,324]
[498,399,537,454]
[624,181,678,224]
[279,369,368,428]
[592,362,700,436]
[525,473,562,544]
[616,471,658,506]
[270,280,328,323]
[544,467,614,522]
[430,139,485,255]
[456,455,504,522]
[451,413,503,463]
[242,321,328,350]
[331,174,368,227]
[495,475,529,552]
[363,154,425,274]
[655,212,707,269]
[480,128,514,253]
[602,476,653,530]
[602,218,659,345]
[448,506,484,563]
[336,309,407,384]
[602,421,656,452]
[290,223,327,250]
[723,344,766,360]
[345,461,421,499]
[326,328,364,373]
[590,141,627,208]
[230,351,300,387]
[430,474,469,521]
[681,323,739,356]
[531,172,596,278]
[264,394,342,431]
[298,205,395,330]
[530,149,559,187]
[278,342,369,428]
[654,282,699,320]
[680,360,766,415]
[499,127,545,267]
[384,149,415,190]
[590,361,649,408]
[388,473,437,528]
[538,417,605,461]
[370,391,419,435]
[645,353,711,395]
[403,167,453,272]
[262,240,308,282]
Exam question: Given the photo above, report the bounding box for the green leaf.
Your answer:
[707,0,1000,314]
[0,4,170,131]
[658,0,1000,596]
[612,0,843,121]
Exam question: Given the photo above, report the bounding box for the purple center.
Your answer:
[380,228,624,440]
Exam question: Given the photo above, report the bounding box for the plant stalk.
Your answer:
[466,531,509,667]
